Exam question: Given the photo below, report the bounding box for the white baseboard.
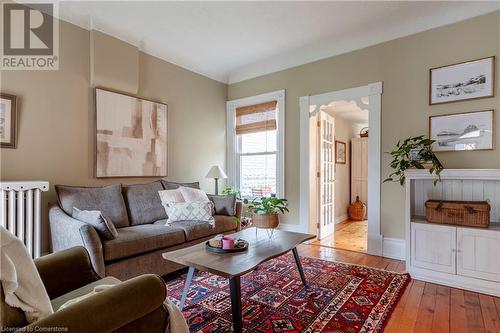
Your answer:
[335,214,348,224]
[382,237,405,260]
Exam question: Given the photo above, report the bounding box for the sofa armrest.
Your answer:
[35,247,102,299]
[24,274,168,333]
[234,202,243,230]
[49,203,105,276]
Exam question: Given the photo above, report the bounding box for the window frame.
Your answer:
[226,90,285,198]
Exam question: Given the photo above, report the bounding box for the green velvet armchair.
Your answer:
[0,246,170,332]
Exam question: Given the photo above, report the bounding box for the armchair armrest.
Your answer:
[49,203,105,276]
[24,274,167,333]
[35,247,101,299]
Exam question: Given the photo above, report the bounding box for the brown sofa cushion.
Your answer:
[153,215,237,241]
[122,181,167,226]
[55,184,129,228]
[103,225,186,262]
[161,180,200,190]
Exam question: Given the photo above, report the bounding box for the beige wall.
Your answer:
[228,11,500,239]
[0,21,227,252]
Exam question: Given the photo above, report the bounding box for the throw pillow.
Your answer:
[72,207,118,240]
[161,180,200,190]
[158,189,185,211]
[179,186,209,202]
[207,194,236,216]
[163,201,215,226]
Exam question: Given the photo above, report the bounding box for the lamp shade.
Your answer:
[205,165,227,179]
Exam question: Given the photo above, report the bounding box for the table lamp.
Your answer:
[205,165,227,195]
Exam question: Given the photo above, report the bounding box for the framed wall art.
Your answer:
[95,88,168,178]
[1,93,17,148]
[429,110,494,152]
[335,140,347,164]
[429,56,495,105]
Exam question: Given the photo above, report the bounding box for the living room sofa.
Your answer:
[49,180,242,280]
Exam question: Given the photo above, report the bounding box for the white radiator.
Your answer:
[0,181,49,258]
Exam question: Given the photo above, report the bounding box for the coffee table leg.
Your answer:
[229,276,243,333]
[179,266,195,310]
[292,247,307,286]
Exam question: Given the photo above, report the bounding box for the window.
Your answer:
[227,91,285,198]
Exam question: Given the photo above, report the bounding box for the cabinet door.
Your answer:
[411,223,456,274]
[457,228,500,282]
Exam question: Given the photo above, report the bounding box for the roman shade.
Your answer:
[235,100,277,135]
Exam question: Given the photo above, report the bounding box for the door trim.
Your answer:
[299,82,383,255]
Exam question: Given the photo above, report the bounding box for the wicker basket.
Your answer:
[348,196,366,221]
[252,213,279,229]
[424,200,490,228]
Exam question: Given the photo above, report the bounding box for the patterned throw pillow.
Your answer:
[163,201,215,226]
[72,207,118,240]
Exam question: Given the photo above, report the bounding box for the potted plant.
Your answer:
[384,135,444,186]
[243,195,289,229]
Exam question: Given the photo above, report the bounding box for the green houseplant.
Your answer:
[243,195,289,229]
[384,135,444,186]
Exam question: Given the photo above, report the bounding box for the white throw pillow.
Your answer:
[158,189,185,205]
[164,201,215,226]
[179,186,209,202]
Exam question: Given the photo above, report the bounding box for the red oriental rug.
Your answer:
[165,254,410,333]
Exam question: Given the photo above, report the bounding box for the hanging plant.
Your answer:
[384,135,444,186]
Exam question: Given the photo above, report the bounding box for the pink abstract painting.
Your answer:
[96,88,167,177]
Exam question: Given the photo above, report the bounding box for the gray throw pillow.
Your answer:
[161,180,200,190]
[72,207,118,240]
[207,194,236,216]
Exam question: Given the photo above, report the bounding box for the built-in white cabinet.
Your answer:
[457,227,500,283]
[411,223,456,274]
[351,137,368,210]
[405,169,500,297]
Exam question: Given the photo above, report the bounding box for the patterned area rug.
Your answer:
[165,254,410,333]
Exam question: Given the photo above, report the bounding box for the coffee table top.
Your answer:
[162,228,315,279]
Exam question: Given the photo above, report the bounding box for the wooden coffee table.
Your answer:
[162,227,315,333]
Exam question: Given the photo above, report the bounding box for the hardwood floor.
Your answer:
[312,219,368,253]
[297,243,500,333]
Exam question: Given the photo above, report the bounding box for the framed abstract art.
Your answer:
[95,88,168,178]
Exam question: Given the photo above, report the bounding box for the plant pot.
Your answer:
[252,213,280,229]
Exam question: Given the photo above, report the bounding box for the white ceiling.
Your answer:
[323,99,369,125]
[56,1,500,84]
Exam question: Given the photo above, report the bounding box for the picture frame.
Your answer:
[95,87,168,178]
[429,110,494,152]
[335,140,347,164]
[429,56,495,105]
[1,93,18,149]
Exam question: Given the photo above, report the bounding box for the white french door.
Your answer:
[318,111,335,239]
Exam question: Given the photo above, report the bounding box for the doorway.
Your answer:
[314,100,369,252]
[299,82,383,256]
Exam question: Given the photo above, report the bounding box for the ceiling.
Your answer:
[323,100,369,125]
[56,1,500,84]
